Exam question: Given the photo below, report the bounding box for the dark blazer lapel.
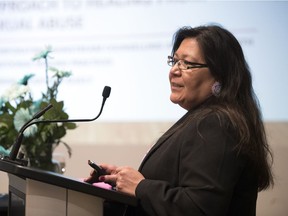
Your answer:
[138,110,192,171]
[138,125,177,171]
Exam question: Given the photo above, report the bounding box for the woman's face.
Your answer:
[169,38,215,110]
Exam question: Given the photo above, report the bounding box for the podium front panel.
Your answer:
[67,190,104,216]
[1,160,137,216]
[26,179,66,216]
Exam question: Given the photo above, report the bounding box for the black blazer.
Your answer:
[127,108,258,216]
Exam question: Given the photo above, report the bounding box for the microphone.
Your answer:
[4,104,54,165]
[4,86,111,166]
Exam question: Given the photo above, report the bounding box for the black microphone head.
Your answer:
[102,86,111,98]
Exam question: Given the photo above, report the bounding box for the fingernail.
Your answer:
[99,176,105,181]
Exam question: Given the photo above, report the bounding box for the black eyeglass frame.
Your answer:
[167,55,208,69]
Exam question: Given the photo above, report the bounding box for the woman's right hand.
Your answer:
[84,163,118,184]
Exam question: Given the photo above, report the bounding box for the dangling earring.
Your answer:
[211,81,221,97]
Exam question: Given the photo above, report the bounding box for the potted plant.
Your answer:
[0,46,76,172]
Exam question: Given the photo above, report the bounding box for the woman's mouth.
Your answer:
[171,82,183,89]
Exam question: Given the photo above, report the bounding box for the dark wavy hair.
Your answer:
[171,25,273,191]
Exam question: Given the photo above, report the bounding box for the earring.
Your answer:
[212,81,221,97]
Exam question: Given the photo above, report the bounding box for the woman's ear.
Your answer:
[211,81,221,97]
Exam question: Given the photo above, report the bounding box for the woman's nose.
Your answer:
[170,63,181,75]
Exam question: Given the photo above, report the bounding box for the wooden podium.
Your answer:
[0,159,137,216]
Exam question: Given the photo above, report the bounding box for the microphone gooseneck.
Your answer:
[9,104,54,161]
[4,86,111,165]
[26,85,111,125]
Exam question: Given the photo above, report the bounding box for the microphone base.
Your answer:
[1,156,28,166]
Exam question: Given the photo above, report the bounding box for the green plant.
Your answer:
[0,46,76,171]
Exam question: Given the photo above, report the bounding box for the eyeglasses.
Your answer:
[167,56,208,70]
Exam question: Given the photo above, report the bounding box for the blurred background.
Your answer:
[0,1,287,215]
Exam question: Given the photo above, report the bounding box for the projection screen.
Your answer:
[0,0,287,122]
